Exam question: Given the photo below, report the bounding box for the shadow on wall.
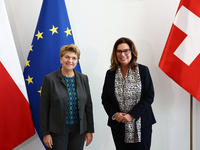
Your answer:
[81,46,115,150]
[135,39,175,150]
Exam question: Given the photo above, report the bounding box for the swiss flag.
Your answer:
[159,0,200,101]
[0,1,35,149]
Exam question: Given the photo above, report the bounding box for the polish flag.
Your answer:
[159,0,200,101]
[0,1,35,149]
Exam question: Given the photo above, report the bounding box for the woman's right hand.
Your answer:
[43,134,53,148]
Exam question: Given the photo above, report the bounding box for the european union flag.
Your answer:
[23,0,81,148]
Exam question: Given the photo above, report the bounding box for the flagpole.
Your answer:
[190,95,193,150]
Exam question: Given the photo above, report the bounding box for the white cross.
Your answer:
[173,6,200,66]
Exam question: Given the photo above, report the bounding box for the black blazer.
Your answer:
[40,68,94,136]
[101,64,156,130]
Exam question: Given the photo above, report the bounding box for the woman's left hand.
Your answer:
[84,132,93,146]
[121,114,134,123]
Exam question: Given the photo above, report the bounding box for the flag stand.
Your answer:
[190,95,193,150]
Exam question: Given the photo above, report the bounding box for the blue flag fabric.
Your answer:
[23,0,81,148]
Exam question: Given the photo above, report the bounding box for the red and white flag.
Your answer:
[0,0,35,149]
[159,0,200,101]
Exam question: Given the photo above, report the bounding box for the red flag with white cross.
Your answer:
[159,0,200,101]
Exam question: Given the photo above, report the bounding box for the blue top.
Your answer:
[63,76,79,125]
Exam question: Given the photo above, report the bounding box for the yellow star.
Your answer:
[26,75,33,84]
[64,27,72,36]
[30,45,33,51]
[38,87,42,96]
[25,60,30,67]
[35,30,43,40]
[49,25,58,35]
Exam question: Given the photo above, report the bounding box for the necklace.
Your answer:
[123,75,126,79]
[121,66,128,80]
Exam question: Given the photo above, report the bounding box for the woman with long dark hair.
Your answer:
[102,37,156,150]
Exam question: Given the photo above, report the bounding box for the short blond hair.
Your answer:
[60,44,80,59]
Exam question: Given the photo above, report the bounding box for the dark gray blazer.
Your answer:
[102,64,156,130]
[40,68,94,136]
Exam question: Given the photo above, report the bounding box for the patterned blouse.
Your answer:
[115,65,142,143]
[63,76,79,125]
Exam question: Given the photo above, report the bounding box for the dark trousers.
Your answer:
[49,124,85,150]
[111,124,152,150]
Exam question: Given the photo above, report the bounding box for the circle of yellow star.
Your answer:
[50,25,58,35]
[64,27,72,36]
[25,60,30,67]
[30,45,33,51]
[26,75,33,84]
[35,30,43,40]
[38,87,42,96]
